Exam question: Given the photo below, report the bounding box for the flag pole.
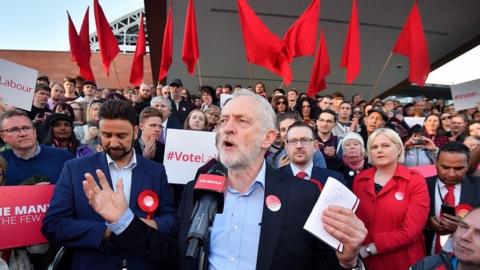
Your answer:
[370,52,393,101]
[341,69,346,96]
[247,63,253,87]
[196,60,203,87]
[112,60,122,89]
[278,80,284,89]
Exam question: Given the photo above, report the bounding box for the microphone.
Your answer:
[186,163,227,259]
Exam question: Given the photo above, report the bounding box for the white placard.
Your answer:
[163,129,217,184]
[451,79,480,111]
[0,58,38,111]
[304,177,359,252]
[220,94,234,108]
[404,117,425,128]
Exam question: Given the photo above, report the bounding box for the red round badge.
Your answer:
[138,190,159,219]
[265,195,281,212]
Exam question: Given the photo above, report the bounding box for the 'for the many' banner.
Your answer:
[0,185,54,249]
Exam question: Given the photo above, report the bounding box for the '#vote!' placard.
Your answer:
[163,129,217,184]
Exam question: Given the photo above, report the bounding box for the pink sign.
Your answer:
[0,185,54,249]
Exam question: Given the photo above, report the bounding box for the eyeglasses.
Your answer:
[285,137,316,146]
[353,111,362,114]
[277,101,286,105]
[0,126,34,135]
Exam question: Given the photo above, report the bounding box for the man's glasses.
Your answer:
[285,137,316,146]
[0,126,33,135]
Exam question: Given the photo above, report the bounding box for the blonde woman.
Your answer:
[353,128,430,270]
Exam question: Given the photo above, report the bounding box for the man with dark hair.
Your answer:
[267,112,326,169]
[42,100,176,269]
[319,95,333,111]
[424,142,480,255]
[169,78,193,124]
[222,84,233,94]
[134,107,165,163]
[0,110,73,186]
[316,109,340,168]
[63,77,78,102]
[280,121,346,189]
[287,89,298,112]
[28,83,52,124]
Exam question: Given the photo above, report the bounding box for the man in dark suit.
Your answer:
[279,121,346,190]
[134,107,165,164]
[42,100,176,270]
[168,79,193,125]
[83,90,367,270]
[424,142,480,255]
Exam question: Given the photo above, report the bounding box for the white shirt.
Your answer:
[431,179,462,254]
[289,161,314,180]
[106,151,137,205]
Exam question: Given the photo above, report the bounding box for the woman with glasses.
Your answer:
[353,128,429,270]
[439,112,452,136]
[272,95,288,114]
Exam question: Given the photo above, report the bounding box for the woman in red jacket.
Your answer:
[353,128,430,270]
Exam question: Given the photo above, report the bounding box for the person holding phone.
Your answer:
[404,124,439,167]
[424,142,480,255]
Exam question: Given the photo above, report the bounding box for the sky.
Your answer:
[0,0,143,51]
[1,0,479,86]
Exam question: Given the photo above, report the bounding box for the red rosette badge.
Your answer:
[456,204,473,219]
[138,190,159,219]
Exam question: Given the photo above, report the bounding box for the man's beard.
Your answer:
[218,135,263,170]
[101,138,135,161]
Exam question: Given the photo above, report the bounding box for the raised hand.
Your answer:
[82,169,128,223]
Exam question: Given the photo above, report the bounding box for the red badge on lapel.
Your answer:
[265,195,281,212]
[138,190,159,219]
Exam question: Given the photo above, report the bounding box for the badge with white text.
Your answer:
[266,195,281,212]
[394,191,405,201]
[138,190,159,219]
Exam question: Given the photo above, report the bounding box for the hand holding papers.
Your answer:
[304,177,361,253]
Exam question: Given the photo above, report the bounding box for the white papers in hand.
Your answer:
[303,177,360,253]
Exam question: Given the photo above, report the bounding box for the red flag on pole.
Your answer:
[392,1,430,86]
[283,0,320,59]
[182,0,200,74]
[307,32,330,97]
[129,13,146,86]
[93,0,120,76]
[237,0,292,85]
[79,7,91,59]
[340,0,361,84]
[159,3,173,81]
[67,12,95,81]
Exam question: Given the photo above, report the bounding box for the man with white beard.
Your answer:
[82,89,367,270]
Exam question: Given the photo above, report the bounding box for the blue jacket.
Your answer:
[42,152,177,270]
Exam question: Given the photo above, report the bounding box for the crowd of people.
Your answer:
[0,74,479,270]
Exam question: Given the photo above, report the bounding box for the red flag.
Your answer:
[392,1,430,86]
[79,7,91,59]
[307,32,330,97]
[283,0,320,59]
[237,0,292,85]
[182,0,200,74]
[340,0,361,84]
[159,3,173,81]
[129,14,146,86]
[93,0,120,76]
[67,12,95,81]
